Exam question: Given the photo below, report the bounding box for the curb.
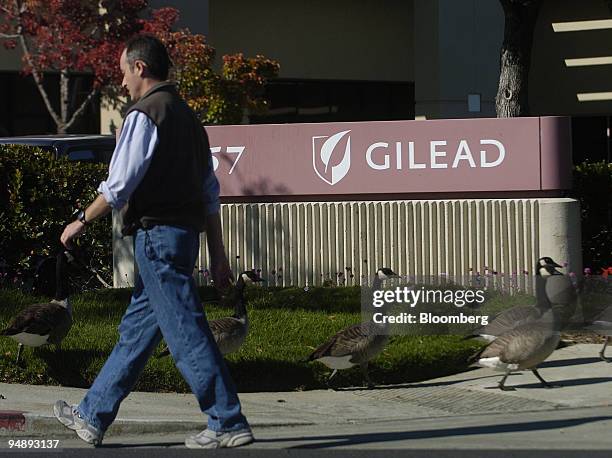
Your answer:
[0,411,314,438]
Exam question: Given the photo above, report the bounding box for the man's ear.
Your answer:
[134,60,147,77]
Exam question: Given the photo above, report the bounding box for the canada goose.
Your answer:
[158,270,263,357]
[1,251,73,364]
[466,256,576,342]
[535,257,577,312]
[306,267,399,388]
[471,306,562,390]
[583,305,612,362]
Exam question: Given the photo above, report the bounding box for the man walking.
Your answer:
[56,35,252,449]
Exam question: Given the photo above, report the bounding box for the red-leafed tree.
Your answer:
[0,1,279,133]
[0,0,160,133]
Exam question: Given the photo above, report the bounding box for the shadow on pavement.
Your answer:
[510,376,612,389]
[539,357,603,368]
[335,373,509,392]
[254,416,612,449]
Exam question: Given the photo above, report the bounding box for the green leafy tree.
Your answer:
[142,11,280,124]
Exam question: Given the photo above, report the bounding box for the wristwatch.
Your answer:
[76,210,89,226]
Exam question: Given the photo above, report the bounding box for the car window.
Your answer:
[65,144,114,164]
[67,149,96,161]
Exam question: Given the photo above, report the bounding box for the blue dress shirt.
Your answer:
[98,111,220,215]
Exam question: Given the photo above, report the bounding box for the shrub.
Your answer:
[0,144,111,288]
[572,160,612,272]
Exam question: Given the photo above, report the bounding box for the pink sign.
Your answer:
[206,117,572,198]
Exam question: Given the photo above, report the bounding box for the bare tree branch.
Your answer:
[17,0,26,15]
[1,1,64,131]
[60,70,69,125]
[89,24,99,38]
[64,87,100,132]
[17,34,63,129]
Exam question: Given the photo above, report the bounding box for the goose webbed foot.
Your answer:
[497,372,515,391]
[497,383,516,391]
[532,369,558,388]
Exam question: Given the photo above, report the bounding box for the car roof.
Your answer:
[0,135,114,145]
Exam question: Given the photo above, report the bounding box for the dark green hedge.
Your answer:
[0,144,111,288]
[572,160,612,272]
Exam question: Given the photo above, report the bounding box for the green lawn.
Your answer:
[0,285,530,393]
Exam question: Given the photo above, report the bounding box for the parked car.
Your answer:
[0,134,116,163]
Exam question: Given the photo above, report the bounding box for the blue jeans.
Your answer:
[78,225,248,433]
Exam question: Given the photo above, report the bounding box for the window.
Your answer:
[250,79,415,124]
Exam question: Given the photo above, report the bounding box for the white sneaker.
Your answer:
[185,427,254,449]
[53,400,103,446]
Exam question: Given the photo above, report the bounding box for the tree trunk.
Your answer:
[495,0,542,118]
[59,70,69,134]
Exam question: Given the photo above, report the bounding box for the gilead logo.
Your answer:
[312,131,506,186]
[312,130,352,186]
[365,139,506,170]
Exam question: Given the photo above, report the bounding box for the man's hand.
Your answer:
[60,220,86,249]
[210,254,234,292]
[60,196,112,249]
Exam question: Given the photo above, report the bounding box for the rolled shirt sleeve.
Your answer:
[99,111,219,216]
[98,111,159,210]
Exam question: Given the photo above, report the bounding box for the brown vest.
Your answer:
[121,82,210,235]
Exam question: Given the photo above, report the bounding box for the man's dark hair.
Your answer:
[124,35,172,81]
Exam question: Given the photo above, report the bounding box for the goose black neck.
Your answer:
[232,276,247,318]
[54,252,69,301]
[372,275,382,291]
[535,275,551,309]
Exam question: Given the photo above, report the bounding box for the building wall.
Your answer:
[148,0,209,35]
[2,0,610,133]
[414,0,504,119]
[530,0,612,116]
[414,0,612,120]
[208,0,414,82]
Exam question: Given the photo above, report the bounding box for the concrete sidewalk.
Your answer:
[0,344,611,445]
